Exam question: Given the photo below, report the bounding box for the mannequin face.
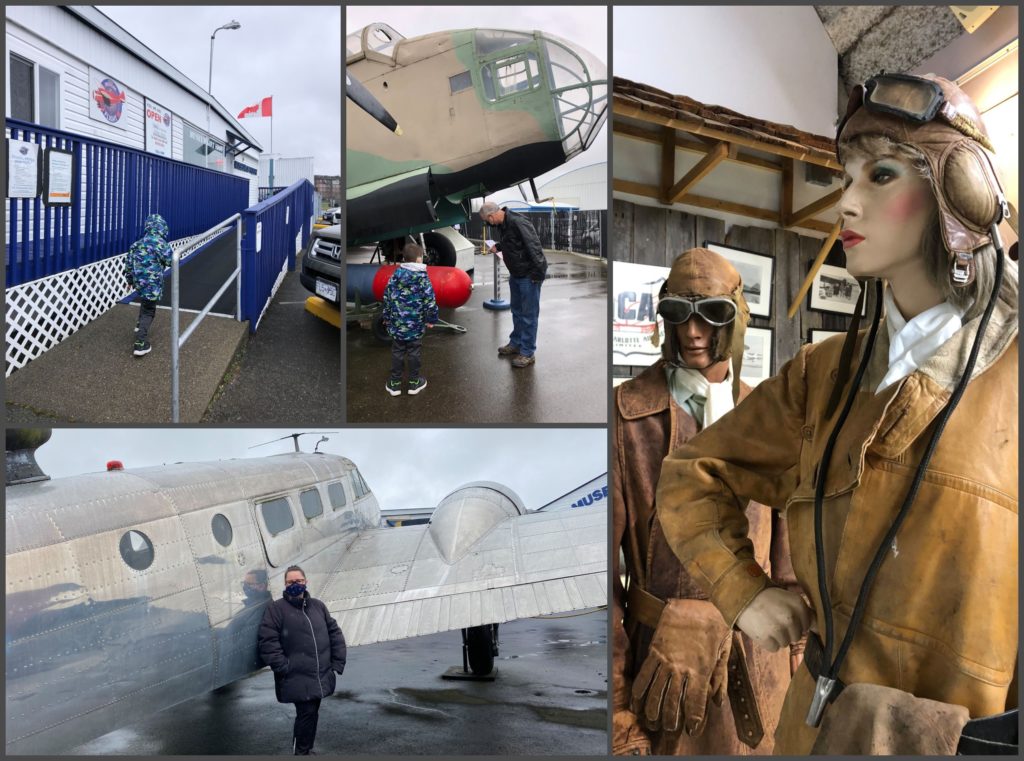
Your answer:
[838,152,936,284]
[674,318,729,381]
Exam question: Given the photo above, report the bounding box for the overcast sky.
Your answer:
[346,6,608,184]
[97,5,341,176]
[32,428,606,512]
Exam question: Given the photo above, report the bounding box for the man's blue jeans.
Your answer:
[508,276,542,357]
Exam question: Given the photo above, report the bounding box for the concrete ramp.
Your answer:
[5,304,247,423]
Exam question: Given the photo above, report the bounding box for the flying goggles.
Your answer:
[838,73,994,151]
[656,296,737,326]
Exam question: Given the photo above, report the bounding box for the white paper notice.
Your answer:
[46,151,74,205]
[8,140,39,198]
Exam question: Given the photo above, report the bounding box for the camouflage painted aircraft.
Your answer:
[347,22,607,265]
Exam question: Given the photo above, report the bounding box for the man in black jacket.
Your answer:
[480,202,548,367]
[258,565,347,755]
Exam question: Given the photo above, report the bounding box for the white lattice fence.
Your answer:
[5,232,221,376]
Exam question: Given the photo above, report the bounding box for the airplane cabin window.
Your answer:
[211,513,233,547]
[119,529,155,571]
[328,482,347,510]
[300,488,323,520]
[260,497,294,536]
[449,71,472,95]
[475,30,532,56]
[482,54,541,101]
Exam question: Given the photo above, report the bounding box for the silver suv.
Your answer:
[299,224,342,304]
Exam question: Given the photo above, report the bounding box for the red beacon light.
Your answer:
[106,460,124,471]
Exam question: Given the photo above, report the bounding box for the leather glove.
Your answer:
[612,709,651,755]
[630,598,732,736]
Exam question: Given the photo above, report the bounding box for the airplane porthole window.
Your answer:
[119,529,154,571]
[211,513,233,547]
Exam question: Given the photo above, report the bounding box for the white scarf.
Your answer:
[877,287,966,393]
[666,359,735,429]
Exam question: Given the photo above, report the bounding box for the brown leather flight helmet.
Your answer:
[656,247,750,402]
[836,73,1008,286]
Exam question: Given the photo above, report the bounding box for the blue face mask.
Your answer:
[285,581,306,597]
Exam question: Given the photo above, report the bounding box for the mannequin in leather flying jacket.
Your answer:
[656,74,1017,755]
[612,248,798,755]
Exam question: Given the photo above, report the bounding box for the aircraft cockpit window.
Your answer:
[300,488,324,520]
[328,482,347,510]
[475,30,532,56]
[211,514,233,547]
[260,497,294,536]
[449,71,473,95]
[119,529,155,571]
[482,54,541,102]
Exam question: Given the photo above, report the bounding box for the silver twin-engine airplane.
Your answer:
[5,432,607,754]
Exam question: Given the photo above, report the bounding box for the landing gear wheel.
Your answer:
[466,624,496,676]
[371,313,391,343]
[422,231,457,267]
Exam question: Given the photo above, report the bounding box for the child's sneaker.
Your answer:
[385,379,402,396]
[132,339,152,357]
[407,377,427,395]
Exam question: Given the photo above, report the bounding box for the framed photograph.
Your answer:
[704,241,774,318]
[810,263,863,315]
[612,261,667,367]
[808,329,844,344]
[741,326,773,386]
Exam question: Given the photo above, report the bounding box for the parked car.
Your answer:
[300,224,341,304]
[321,207,340,225]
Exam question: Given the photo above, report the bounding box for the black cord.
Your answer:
[829,249,1005,674]
[814,279,884,666]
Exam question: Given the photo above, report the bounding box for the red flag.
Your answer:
[237,96,273,119]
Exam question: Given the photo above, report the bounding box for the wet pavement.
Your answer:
[347,250,608,424]
[70,610,607,755]
[203,252,341,424]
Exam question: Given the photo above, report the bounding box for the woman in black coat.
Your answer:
[258,566,347,755]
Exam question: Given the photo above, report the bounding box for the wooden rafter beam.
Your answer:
[613,178,834,234]
[785,188,843,228]
[613,99,843,171]
[660,127,675,204]
[614,120,783,173]
[781,158,794,226]
[665,141,728,204]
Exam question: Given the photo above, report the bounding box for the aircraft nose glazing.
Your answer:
[537,33,608,160]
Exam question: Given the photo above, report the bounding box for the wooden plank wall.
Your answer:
[613,198,877,380]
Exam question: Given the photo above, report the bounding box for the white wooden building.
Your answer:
[5,5,263,205]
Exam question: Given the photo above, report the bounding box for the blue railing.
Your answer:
[240,179,314,331]
[5,118,249,288]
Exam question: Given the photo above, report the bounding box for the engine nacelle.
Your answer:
[428,482,525,564]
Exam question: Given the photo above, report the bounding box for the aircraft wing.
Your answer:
[317,504,606,647]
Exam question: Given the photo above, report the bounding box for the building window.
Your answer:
[300,488,323,520]
[38,66,59,128]
[9,54,34,122]
[260,497,294,536]
[119,530,155,571]
[183,123,228,172]
[328,482,347,510]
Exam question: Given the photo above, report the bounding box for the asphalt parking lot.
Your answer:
[347,249,608,424]
[70,610,608,755]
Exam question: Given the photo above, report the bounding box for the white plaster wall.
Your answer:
[613,6,839,136]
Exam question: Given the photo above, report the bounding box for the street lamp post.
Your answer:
[206,20,241,140]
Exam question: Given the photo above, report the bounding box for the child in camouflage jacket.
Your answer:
[382,243,438,395]
[123,213,172,356]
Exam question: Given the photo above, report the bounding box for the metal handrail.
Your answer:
[171,213,243,422]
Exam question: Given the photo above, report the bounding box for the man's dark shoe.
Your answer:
[132,339,152,357]
[497,343,520,357]
[407,377,428,395]
[511,354,535,368]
